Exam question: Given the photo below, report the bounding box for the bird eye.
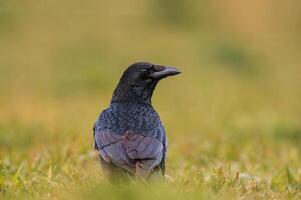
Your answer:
[141,69,148,74]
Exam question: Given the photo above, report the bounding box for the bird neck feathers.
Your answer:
[111,81,158,105]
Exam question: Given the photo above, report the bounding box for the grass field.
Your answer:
[0,0,301,199]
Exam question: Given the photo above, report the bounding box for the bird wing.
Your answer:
[94,125,166,177]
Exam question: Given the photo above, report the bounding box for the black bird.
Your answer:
[93,62,181,181]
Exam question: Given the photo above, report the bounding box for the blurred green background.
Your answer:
[0,0,301,199]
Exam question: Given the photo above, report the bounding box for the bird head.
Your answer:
[111,62,181,105]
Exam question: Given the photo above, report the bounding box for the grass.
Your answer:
[1,130,300,199]
[1,0,301,199]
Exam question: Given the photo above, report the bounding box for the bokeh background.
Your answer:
[0,0,301,199]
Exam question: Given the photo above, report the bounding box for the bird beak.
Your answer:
[151,66,181,79]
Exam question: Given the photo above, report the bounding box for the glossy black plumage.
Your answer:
[93,62,180,181]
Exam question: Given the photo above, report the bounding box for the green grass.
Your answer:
[1,0,301,199]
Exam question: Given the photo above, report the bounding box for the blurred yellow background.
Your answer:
[0,0,300,199]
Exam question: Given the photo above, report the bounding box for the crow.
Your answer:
[93,62,180,181]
